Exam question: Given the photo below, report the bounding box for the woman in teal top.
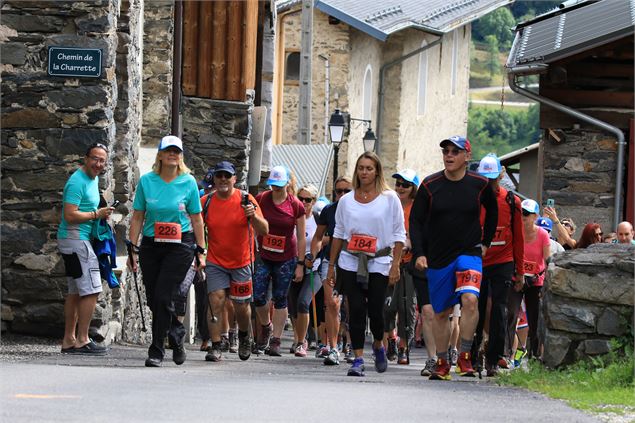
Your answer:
[127,135,206,367]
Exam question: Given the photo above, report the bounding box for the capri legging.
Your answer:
[253,257,297,309]
[338,268,388,350]
[288,270,323,318]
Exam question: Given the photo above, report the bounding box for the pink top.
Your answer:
[523,226,550,286]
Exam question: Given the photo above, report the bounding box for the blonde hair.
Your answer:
[152,150,191,175]
[286,169,297,196]
[298,184,318,200]
[352,152,390,193]
[334,175,352,187]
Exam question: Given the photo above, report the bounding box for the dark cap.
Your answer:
[213,160,236,175]
[440,135,471,152]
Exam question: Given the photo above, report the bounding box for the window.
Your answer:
[363,65,372,120]
[285,51,300,81]
[417,41,428,116]
[451,30,458,96]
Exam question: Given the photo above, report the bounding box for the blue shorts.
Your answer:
[427,255,482,313]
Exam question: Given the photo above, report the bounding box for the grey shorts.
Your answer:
[58,238,102,296]
[205,261,253,303]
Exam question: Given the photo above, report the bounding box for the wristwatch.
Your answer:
[196,245,207,255]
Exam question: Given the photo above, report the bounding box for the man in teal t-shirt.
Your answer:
[57,143,114,356]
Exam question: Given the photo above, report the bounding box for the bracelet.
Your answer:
[296,262,305,267]
[92,210,97,220]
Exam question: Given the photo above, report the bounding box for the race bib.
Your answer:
[455,269,482,293]
[523,260,538,276]
[229,280,253,301]
[262,234,286,253]
[154,222,182,243]
[491,226,508,247]
[347,234,377,255]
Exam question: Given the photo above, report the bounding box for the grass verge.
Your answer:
[498,343,635,416]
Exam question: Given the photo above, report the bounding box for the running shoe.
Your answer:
[420,357,436,376]
[268,337,282,356]
[228,331,238,353]
[498,357,511,369]
[257,322,273,352]
[289,342,297,354]
[456,351,476,377]
[397,348,409,365]
[387,338,398,362]
[205,344,222,362]
[295,342,307,357]
[373,345,388,373]
[324,348,340,366]
[486,362,499,377]
[172,344,186,365]
[344,347,354,364]
[449,347,458,366]
[429,358,451,380]
[220,334,230,352]
[316,345,330,359]
[513,348,527,368]
[308,341,317,351]
[238,333,251,361]
[347,357,365,376]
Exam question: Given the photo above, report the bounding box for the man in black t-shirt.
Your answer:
[410,136,497,380]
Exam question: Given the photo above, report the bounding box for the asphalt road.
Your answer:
[0,335,598,423]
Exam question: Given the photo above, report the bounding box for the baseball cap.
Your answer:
[392,169,420,186]
[213,160,236,175]
[158,135,183,151]
[440,135,471,152]
[198,167,214,190]
[521,199,540,214]
[477,153,502,179]
[267,166,289,187]
[536,217,553,233]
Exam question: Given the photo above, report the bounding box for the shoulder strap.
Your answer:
[202,192,214,219]
[506,190,515,235]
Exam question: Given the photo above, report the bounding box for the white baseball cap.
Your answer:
[477,153,502,179]
[267,166,289,187]
[521,199,540,214]
[158,135,183,151]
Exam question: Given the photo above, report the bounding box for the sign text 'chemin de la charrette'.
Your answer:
[48,47,102,78]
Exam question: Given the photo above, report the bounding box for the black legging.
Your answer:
[383,267,417,343]
[507,285,542,358]
[338,268,388,350]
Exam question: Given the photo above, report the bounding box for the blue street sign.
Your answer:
[48,47,102,78]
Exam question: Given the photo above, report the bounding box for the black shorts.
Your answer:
[412,275,430,309]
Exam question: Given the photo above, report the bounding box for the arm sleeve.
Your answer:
[389,193,406,245]
[132,178,146,211]
[481,183,498,248]
[63,180,84,206]
[410,182,430,259]
[512,196,525,275]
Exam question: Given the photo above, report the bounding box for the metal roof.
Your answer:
[271,143,333,195]
[307,0,513,41]
[507,0,635,69]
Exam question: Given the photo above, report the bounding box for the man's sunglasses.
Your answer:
[214,171,233,179]
[335,188,351,195]
[395,180,413,189]
[442,147,463,156]
[298,196,314,203]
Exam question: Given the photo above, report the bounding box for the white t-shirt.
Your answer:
[333,190,406,276]
[305,214,320,272]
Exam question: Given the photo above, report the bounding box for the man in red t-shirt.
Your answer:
[475,154,524,376]
[201,161,268,362]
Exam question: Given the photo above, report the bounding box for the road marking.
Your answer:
[14,394,81,399]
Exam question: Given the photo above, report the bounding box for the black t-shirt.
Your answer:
[410,170,498,269]
[317,201,338,258]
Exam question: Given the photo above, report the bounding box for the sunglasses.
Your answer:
[562,221,573,229]
[214,171,233,179]
[522,210,534,216]
[596,231,603,237]
[442,147,463,156]
[335,188,351,195]
[298,196,314,203]
[395,180,413,189]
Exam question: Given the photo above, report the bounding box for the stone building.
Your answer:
[274,0,512,181]
[506,0,634,232]
[1,0,275,341]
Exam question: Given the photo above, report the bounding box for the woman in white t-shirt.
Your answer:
[326,152,406,377]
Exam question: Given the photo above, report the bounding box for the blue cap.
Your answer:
[267,166,289,187]
[477,153,502,179]
[392,169,420,186]
[440,135,471,152]
[536,217,553,232]
[213,161,236,175]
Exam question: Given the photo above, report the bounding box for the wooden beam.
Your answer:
[566,62,634,78]
[540,107,634,130]
[182,1,199,96]
[226,1,243,101]
[540,88,634,108]
[197,0,214,97]
[211,1,227,99]
[241,0,259,98]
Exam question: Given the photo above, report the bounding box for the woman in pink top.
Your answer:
[507,199,550,362]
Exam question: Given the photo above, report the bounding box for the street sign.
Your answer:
[47,47,102,78]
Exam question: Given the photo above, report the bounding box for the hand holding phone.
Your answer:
[546,198,554,208]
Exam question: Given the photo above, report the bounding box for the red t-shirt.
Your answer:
[201,189,264,269]
[480,187,525,275]
[256,191,304,262]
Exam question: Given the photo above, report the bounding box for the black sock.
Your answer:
[238,330,248,338]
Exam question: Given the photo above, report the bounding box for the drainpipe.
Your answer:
[376,36,442,155]
[508,66,626,229]
[318,54,330,144]
[171,0,183,137]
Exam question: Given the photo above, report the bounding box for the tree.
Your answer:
[473,7,515,50]
[485,35,499,77]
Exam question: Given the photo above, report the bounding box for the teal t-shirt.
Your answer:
[58,168,100,240]
[133,172,202,237]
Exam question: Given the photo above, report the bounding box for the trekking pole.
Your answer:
[401,268,410,364]
[309,269,319,345]
[125,240,147,332]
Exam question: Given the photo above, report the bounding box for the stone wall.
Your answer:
[181,95,254,186]
[542,129,619,233]
[542,243,634,368]
[141,0,174,146]
[0,0,142,342]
